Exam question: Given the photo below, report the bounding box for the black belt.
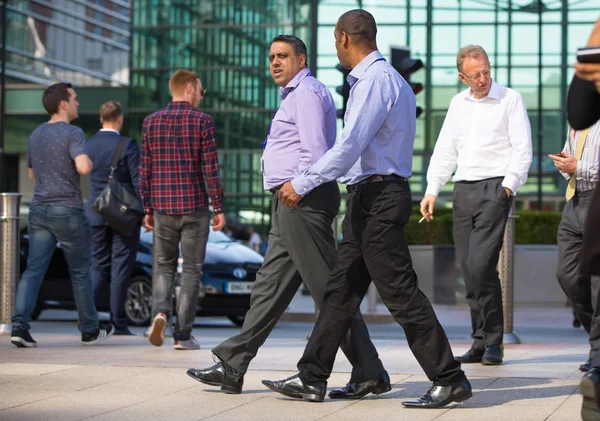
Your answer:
[346,174,408,193]
[269,185,283,195]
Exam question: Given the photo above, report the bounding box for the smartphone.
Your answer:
[577,47,600,63]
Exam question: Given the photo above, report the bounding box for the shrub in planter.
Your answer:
[405,206,561,245]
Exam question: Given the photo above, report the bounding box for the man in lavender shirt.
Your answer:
[188,35,389,398]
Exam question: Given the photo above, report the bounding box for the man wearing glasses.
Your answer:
[420,45,532,365]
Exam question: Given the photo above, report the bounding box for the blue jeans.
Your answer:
[12,205,99,334]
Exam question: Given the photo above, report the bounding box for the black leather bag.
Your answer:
[92,138,144,236]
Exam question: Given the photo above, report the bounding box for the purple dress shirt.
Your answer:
[261,68,336,191]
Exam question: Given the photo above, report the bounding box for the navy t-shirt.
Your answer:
[28,122,86,208]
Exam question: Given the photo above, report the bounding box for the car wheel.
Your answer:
[228,315,245,327]
[125,275,152,326]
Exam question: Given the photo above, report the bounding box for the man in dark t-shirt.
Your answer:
[10,83,114,348]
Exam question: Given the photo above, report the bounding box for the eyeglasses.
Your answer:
[460,69,492,81]
[200,89,207,96]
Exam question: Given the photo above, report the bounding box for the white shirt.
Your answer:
[425,80,532,197]
[99,128,120,134]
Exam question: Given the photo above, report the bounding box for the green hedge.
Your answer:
[405,207,561,245]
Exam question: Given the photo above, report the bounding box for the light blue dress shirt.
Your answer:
[291,50,416,196]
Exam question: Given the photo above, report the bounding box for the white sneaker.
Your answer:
[144,325,173,338]
[149,313,167,347]
[174,335,200,350]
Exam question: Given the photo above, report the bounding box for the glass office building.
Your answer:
[2,0,131,196]
[129,0,599,234]
[130,0,315,229]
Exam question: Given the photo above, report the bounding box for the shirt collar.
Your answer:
[348,50,384,87]
[99,128,119,135]
[464,79,499,102]
[280,68,312,99]
[167,101,194,110]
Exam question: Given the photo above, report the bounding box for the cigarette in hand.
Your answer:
[419,216,426,224]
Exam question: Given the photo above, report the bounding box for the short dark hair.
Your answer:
[99,101,123,122]
[42,83,73,115]
[337,9,377,46]
[270,35,308,66]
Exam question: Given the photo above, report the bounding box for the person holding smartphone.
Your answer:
[549,119,600,375]
[572,16,600,421]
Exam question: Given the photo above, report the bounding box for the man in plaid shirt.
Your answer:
[140,69,225,350]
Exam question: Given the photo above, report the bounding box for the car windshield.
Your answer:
[139,229,233,245]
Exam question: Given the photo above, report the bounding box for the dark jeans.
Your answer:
[453,178,511,349]
[556,191,600,362]
[297,180,464,387]
[152,209,210,341]
[12,205,99,334]
[91,224,141,330]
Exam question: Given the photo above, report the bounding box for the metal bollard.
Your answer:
[498,200,520,344]
[0,193,22,335]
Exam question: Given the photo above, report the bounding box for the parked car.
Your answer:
[19,229,263,326]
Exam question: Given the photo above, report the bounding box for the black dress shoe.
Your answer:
[481,345,503,365]
[581,367,600,421]
[113,328,136,336]
[329,371,391,399]
[187,359,243,394]
[262,374,326,402]
[402,378,473,408]
[581,359,592,372]
[455,347,484,363]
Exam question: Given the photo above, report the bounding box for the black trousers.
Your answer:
[556,191,600,364]
[91,224,140,329]
[297,179,464,387]
[453,178,511,349]
[213,182,384,382]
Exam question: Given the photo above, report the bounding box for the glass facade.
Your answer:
[5,0,130,86]
[2,0,131,199]
[129,0,599,236]
[130,0,315,229]
[316,0,599,213]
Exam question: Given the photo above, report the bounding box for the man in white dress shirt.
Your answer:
[420,45,532,365]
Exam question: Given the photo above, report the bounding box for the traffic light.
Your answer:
[390,46,424,118]
[335,63,351,120]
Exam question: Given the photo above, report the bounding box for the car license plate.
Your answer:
[225,282,253,294]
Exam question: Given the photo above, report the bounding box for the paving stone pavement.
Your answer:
[0,303,587,421]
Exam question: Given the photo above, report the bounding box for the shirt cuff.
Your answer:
[291,174,319,197]
[424,182,442,197]
[502,174,521,195]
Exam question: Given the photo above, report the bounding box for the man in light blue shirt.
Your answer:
[265,9,472,408]
[187,34,387,398]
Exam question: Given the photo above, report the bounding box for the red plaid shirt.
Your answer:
[139,101,224,215]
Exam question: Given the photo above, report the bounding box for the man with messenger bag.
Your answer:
[85,100,144,336]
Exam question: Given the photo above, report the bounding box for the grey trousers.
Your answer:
[152,209,210,341]
[556,190,600,361]
[213,181,385,382]
[453,177,511,349]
